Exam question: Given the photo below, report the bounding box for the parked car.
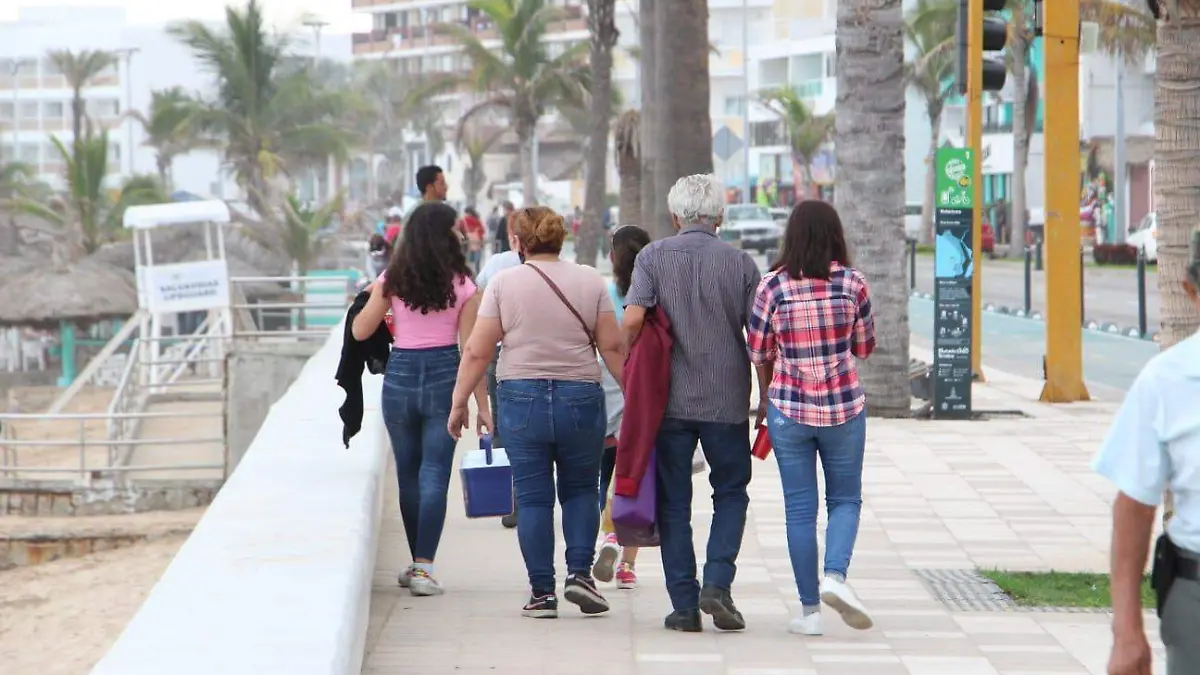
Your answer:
[1127,212,1158,262]
[722,204,784,253]
[768,207,790,225]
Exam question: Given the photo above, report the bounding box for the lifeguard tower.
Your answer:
[122,200,233,389]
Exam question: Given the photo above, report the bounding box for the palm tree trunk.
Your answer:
[517,118,537,206]
[578,0,618,268]
[157,154,171,192]
[640,0,663,237]
[71,92,85,144]
[836,0,910,416]
[1009,18,1029,256]
[1155,17,1200,349]
[921,110,940,245]
[618,146,641,228]
[657,0,714,195]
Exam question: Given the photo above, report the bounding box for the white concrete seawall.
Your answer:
[91,329,385,675]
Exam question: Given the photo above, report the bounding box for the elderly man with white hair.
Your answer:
[622,173,762,633]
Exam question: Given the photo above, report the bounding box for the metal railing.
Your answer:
[0,274,352,484]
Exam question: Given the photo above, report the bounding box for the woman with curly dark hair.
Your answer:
[352,201,491,598]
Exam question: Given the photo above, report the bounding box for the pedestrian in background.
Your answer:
[352,202,491,597]
[593,224,652,590]
[747,200,876,636]
[449,206,626,619]
[622,174,761,633]
[461,206,486,273]
[1097,228,1200,675]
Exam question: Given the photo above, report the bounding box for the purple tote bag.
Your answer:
[611,449,660,547]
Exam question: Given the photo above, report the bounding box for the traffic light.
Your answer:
[956,0,1009,95]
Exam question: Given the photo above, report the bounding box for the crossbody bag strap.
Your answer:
[525,263,597,351]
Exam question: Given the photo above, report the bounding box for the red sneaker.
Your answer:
[615,562,638,590]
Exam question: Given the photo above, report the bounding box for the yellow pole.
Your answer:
[966,0,985,382]
[1040,1,1090,402]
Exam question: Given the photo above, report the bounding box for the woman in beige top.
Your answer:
[449,206,624,619]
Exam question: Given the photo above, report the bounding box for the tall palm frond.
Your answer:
[48,49,118,144]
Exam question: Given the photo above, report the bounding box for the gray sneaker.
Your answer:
[398,565,413,588]
[409,568,444,596]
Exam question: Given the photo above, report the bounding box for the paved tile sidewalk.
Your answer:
[362,359,1166,675]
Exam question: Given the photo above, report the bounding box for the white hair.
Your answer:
[667,174,726,229]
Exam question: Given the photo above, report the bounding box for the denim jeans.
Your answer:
[498,379,606,594]
[655,417,752,611]
[381,346,460,562]
[766,401,866,607]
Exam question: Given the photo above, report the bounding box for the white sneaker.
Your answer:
[409,568,444,596]
[789,611,823,636]
[820,576,873,630]
[398,565,413,588]
[593,533,620,583]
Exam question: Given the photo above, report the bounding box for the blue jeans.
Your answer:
[381,346,460,562]
[655,417,752,611]
[498,379,606,593]
[767,401,866,607]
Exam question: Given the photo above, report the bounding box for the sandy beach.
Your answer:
[0,533,188,675]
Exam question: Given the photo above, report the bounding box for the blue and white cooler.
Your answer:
[460,434,514,518]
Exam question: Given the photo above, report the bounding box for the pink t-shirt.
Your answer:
[377,273,477,348]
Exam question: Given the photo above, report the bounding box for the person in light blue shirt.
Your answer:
[1095,228,1200,675]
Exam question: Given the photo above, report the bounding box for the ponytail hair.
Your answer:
[611,225,652,297]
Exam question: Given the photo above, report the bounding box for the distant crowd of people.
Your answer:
[345,165,882,636]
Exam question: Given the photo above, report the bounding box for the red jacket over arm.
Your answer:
[614,307,673,497]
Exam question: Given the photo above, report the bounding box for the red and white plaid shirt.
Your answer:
[747,263,875,427]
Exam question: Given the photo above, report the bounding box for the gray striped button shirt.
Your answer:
[625,227,762,424]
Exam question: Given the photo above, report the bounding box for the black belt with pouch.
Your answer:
[1151,534,1200,617]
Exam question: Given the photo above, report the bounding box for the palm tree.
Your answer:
[441,0,590,207]
[0,161,39,254]
[169,0,356,220]
[129,87,206,191]
[652,0,713,237]
[1154,1,1200,350]
[48,49,117,145]
[638,0,660,236]
[350,61,443,202]
[904,0,956,244]
[9,133,165,259]
[837,0,910,416]
[760,87,836,203]
[457,122,504,207]
[613,109,641,228]
[576,0,620,267]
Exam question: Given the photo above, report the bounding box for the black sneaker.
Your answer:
[699,586,746,631]
[501,513,517,529]
[664,608,703,632]
[563,573,610,615]
[522,592,558,619]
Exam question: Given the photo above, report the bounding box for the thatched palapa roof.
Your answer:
[0,256,137,327]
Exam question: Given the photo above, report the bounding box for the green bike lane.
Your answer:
[909,296,1158,397]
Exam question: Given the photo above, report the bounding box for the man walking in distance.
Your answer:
[622,174,761,632]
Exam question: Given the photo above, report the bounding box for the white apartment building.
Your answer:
[0,6,240,197]
[746,0,930,207]
[351,0,590,205]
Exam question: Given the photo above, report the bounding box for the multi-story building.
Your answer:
[0,6,233,195]
[350,0,590,206]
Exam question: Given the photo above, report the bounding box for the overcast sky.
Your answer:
[0,1,371,32]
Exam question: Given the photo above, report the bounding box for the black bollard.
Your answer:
[909,239,917,290]
[1137,250,1148,338]
[1034,238,1044,272]
[1024,246,1032,316]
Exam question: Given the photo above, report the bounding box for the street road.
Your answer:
[910,296,1156,398]
[913,253,1161,332]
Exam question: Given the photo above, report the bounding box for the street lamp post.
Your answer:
[302,16,329,202]
[114,47,140,176]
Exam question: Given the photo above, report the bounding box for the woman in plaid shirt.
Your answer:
[747,200,876,637]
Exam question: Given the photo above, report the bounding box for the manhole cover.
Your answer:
[913,569,1111,613]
